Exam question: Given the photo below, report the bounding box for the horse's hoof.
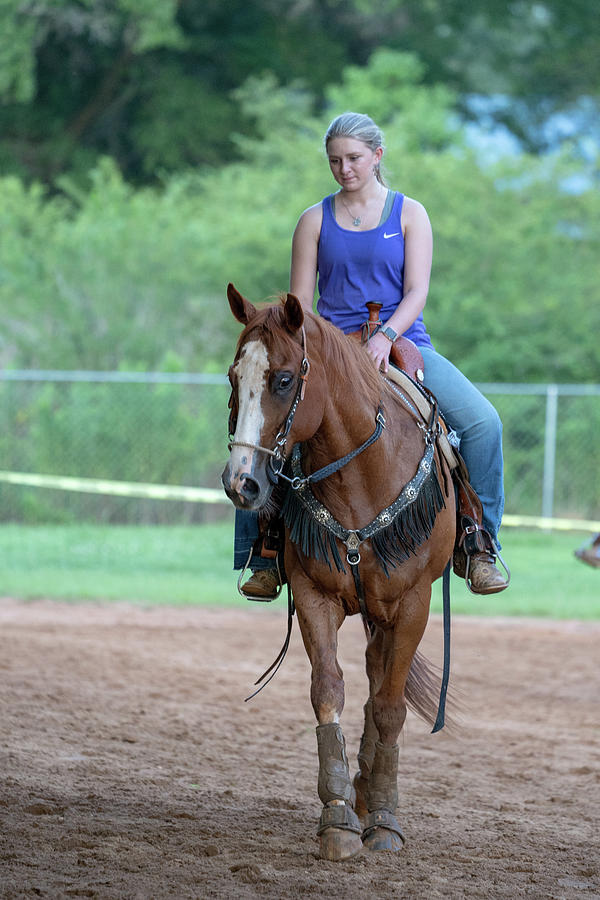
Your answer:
[352,771,368,821]
[362,827,404,852]
[319,826,364,861]
[317,804,363,861]
[362,810,405,853]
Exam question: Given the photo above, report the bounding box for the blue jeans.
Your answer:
[421,347,504,543]
[234,509,270,570]
[233,348,505,568]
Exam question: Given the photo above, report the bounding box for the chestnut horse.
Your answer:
[222,284,456,860]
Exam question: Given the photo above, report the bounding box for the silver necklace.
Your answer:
[338,193,363,227]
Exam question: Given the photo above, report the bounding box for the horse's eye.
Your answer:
[274,372,294,393]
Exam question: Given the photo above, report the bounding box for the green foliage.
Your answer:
[130,67,237,174]
[0,0,37,102]
[409,149,600,382]
[0,158,239,369]
[1,50,598,383]
[1,0,598,183]
[325,49,458,153]
[0,378,230,523]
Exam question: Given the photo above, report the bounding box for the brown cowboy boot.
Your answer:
[451,457,510,595]
[467,551,510,594]
[240,567,281,600]
[453,515,510,595]
[239,516,285,600]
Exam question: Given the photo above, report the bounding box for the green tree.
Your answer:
[1,1,598,185]
[1,50,598,382]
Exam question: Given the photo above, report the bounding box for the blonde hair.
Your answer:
[324,112,386,185]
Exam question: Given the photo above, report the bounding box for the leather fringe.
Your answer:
[281,457,445,577]
[371,464,446,575]
[281,489,346,572]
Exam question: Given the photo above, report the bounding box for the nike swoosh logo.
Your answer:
[383,231,401,239]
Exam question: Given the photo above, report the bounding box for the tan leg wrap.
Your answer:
[316,723,353,805]
[367,741,399,813]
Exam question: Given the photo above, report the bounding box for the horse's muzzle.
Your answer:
[221,460,272,510]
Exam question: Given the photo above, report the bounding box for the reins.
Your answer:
[278,408,386,490]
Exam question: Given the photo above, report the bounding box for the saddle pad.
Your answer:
[383,366,458,472]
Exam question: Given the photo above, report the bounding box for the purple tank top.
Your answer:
[316,192,434,348]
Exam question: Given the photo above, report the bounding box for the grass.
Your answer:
[0,519,598,619]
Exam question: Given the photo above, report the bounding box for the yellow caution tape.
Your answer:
[502,514,600,533]
[1,471,598,528]
[0,471,229,505]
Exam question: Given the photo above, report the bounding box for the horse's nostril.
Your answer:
[240,474,260,501]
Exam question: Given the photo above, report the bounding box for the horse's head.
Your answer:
[221,284,324,510]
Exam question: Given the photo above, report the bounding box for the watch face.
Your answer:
[383,326,397,342]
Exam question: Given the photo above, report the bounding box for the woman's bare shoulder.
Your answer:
[298,201,324,224]
[294,200,324,239]
[400,195,431,231]
[401,195,429,219]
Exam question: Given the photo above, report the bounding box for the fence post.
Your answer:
[542,384,558,520]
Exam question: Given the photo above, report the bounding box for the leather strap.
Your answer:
[244,583,295,701]
[384,366,458,472]
[431,560,451,733]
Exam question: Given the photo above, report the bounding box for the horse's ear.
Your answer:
[283,293,304,334]
[227,283,257,325]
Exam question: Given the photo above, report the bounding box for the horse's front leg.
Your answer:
[363,581,432,853]
[353,626,385,820]
[294,582,363,861]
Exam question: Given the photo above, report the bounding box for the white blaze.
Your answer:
[230,340,269,474]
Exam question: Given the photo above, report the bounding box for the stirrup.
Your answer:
[464,541,511,594]
[236,546,284,602]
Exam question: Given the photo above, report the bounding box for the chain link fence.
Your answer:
[1,372,599,526]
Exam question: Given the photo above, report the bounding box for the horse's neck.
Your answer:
[303,382,414,523]
[315,394,377,454]
[303,334,379,465]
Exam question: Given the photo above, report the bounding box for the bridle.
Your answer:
[228,324,387,489]
[228,325,311,485]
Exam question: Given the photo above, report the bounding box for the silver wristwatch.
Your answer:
[380,325,398,343]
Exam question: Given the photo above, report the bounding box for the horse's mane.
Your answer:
[236,299,382,409]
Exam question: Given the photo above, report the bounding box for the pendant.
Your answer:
[352,217,361,227]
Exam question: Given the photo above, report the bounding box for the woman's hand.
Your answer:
[367,332,393,373]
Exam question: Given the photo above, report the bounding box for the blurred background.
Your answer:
[0,1,598,614]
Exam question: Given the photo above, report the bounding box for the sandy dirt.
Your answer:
[0,597,598,899]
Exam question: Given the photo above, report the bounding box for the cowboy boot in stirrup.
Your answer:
[466,550,510,594]
[238,518,285,601]
[452,458,510,595]
[453,515,510,595]
[240,567,281,600]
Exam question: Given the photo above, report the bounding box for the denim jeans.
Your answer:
[233,508,268,570]
[233,347,505,569]
[420,347,504,543]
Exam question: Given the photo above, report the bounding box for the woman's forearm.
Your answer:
[384,288,428,336]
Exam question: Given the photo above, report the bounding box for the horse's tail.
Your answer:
[405,650,454,729]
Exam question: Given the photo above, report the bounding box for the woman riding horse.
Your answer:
[236,111,509,599]
[223,283,456,858]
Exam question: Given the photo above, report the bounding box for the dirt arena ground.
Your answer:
[0,598,598,899]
